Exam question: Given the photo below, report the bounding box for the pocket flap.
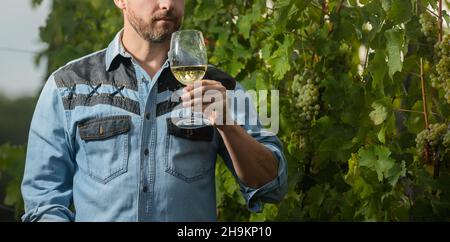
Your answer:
[166,118,214,141]
[78,115,130,141]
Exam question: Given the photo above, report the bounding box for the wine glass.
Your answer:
[169,29,210,128]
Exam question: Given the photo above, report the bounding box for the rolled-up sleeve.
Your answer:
[218,83,288,212]
[21,75,75,222]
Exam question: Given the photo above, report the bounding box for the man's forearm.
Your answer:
[217,125,278,188]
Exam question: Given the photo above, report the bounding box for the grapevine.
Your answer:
[291,71,321,131]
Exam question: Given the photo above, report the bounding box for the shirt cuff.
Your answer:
[238,143,287,213]
[22,205,74,222]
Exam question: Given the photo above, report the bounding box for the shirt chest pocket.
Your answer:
[77,115,131,184]
[164,119,217,183]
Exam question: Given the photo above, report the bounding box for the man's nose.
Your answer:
[159,0,175,10]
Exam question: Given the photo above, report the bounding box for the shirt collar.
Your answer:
[105,29,170,72]
[105,29,132,71]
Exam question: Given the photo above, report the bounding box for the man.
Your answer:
[21,0,287,222]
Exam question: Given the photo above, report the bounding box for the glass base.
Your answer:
[171,107,211,128]
[175,117,211,129]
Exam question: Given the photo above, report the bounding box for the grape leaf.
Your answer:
[387,0,412,24]
[358,146,395,182]
[369,102,388,125]
[387,161,406,186]
[384,29,404,78]
[267,35,294,81]
[369,51,388,92]
[377,125,386,144]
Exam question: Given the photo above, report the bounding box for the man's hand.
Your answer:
[181,79,233,127]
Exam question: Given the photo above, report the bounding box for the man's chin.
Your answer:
[153,28,177,41]
[148,32,172,43]
[142,23,180,43]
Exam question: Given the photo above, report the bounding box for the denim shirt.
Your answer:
[21,31,287,222]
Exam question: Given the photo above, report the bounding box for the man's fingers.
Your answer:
[184,79,222,91]
[182,97,215,107]
[182,99,226,121]
[201,79,222,86]
[181,82,225,101]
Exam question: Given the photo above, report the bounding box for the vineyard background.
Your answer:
[1,0,450,221]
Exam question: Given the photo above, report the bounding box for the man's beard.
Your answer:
[127,9,181,43]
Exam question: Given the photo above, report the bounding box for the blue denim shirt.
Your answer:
[21,31,287,222]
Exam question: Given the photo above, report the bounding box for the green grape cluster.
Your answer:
[291,72,320,130]
[443,132,450,148]
[430,35,450,102]
[419,13,439,43]
[415,123,448,162]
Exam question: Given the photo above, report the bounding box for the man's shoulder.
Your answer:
[53,49,106,79]
[51,49,108,88]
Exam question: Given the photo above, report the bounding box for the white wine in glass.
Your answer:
[171,65,207,85]
[169,29,209,128]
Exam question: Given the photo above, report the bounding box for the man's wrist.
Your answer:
[215,123,241,135]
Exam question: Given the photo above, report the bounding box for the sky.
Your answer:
[0,0,50,99]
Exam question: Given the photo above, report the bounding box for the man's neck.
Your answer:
[121,25,170,79]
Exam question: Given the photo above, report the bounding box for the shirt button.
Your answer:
[142,186,148,193]
[144,148,149,156]
[145,112,151,120]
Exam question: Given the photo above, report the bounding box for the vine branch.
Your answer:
[420,58,429,129]
[439,0,443,42]
[426,7,439,19]
[420,58,432,166]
